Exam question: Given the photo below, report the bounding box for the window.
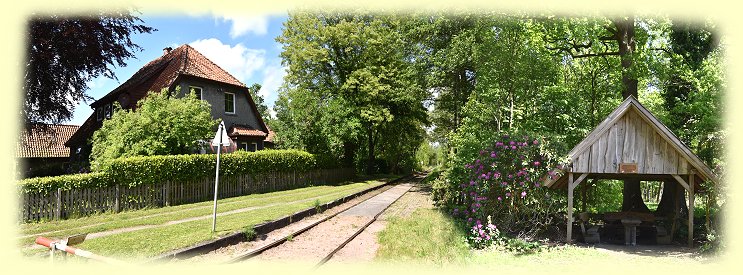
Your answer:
[96,108,103,121]
[190,86,203,100]
[105,104,112,119]
[239,142,257,152]
[225,92,235,114]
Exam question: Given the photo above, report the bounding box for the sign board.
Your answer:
[211,121,231,147]
[63,233,87,246]
[619,163,638,173]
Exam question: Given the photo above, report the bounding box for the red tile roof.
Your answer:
[228,125,267,138]
[264,126,275,143]
[91,44,246,109]
[67,44,271,148]
[18,125,79,158]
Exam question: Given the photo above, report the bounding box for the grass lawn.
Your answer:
[375,207,717,273]
[20,176,397,260]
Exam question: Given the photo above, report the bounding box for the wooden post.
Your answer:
[567,172,574,243]
[688,172,695,248]
[54,188,61,220]
[165,181,170,207]
[114,184,120,213]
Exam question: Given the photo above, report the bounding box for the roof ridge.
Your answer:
[183,44,246,87]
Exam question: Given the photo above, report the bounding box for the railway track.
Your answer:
[219,172,426,267]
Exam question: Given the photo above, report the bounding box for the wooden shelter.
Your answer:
[543,96,718,247]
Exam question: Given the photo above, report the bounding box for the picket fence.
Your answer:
[20,168,355,222]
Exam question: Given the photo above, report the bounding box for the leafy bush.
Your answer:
[19,172,112,194]
[90,89,217,170]
[441,134,565,247]
[20,150,340,193]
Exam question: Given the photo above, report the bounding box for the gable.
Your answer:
[564,96,717,183]
[571,107,691,175]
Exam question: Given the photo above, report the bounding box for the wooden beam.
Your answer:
[567,172,574,243]
[688,172,695,248]
[571,173,588,190]
[671,174,690,191]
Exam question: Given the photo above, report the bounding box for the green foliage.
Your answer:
[20,150,335,194]
[90,89,217,170]
[19,172,111,195]
[274,11,428,174]
[243,226,257,241]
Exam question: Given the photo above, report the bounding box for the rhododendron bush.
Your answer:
[437,134,566,247]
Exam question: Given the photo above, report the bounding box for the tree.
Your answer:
[24,11,154,126]
[90,89,217,169]
[276,11,427,174]
[248,83,270,121]
[543,16,656,212]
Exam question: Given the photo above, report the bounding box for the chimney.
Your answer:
[163,47,173,55]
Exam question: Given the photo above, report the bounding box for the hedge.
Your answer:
[20,172,112,195]
[19,149,341,194]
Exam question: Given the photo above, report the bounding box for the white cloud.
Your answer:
[258,63,287,107]
[189,38,266,82]
[222,15,269,38]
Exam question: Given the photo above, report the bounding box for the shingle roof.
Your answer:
[264,126,275,143]
[68,44,265,147]
[91,44,246,109]
[228,124,267,138]
[18,124,79,158]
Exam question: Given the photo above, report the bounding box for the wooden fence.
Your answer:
[20,168,355,222]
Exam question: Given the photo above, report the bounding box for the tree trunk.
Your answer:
[366,125,375,175]
[342,141,356,168]
[614,16,647,212]
[655,180,688,217]
[622,179,650,212]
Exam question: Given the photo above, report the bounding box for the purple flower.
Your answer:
[497,196,502,201]
[534,161,540,166]
[533,140,539,145]
[468,218,473,222]
[521,191,527,198]
[487,223,497,230]
[490,152,497,158]
[509,141,515,146]
[506,192,511,197]
[511,145,517,150]
[485,235,491,240]
[476,219,482,225]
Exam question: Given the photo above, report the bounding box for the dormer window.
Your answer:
[225,92,235,114]
[96,107,103,121]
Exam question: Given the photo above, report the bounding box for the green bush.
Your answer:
[19,172,112,195]
[20,149,340,194]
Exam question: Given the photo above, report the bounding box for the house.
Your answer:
[65,45,273,161]
[17,124,80,177]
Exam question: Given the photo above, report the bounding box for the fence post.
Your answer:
[54,188,61,220]
[165,181,170,207]
[114,184,120,213]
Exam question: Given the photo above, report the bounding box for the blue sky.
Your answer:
[69,13,289,126]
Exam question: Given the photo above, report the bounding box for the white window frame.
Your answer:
[239,142,248,151]
[225,92,236,114]
[250,142,257,152]
[190,86,203,100]
[105,104,112,119]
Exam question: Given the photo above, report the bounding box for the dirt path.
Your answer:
[181,184,396,263]
[326,181,434,264]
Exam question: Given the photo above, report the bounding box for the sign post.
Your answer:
[211,121,231,232]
